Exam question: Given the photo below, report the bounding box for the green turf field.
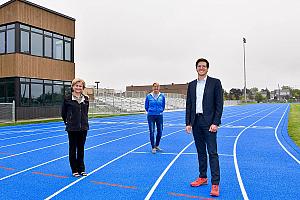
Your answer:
[288,104,300,147]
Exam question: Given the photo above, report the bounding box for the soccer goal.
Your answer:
[0,100,15,123]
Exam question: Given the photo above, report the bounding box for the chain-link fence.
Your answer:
[89,90,186,114]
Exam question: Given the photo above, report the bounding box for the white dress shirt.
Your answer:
[196,76,207,114]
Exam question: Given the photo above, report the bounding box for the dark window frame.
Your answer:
[0,22,74,62]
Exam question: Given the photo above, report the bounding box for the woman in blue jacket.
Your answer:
[145,82,166,154]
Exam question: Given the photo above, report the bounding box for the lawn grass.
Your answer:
[288,104,300,147]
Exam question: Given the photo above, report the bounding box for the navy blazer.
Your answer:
[185,76,223,126]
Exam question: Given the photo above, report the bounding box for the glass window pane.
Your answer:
[64,37,71,42]
[53,85,64,104]
[53,33,63,39]
[53,80,63,84]
[0,84,5,103]
[64,41,71,61]
[31,32,43,56]
[44,80,52,84]
[44,85,53,105]
[44,36,52,57]
[0,32,5,53]
[31,83,43,106]
[53,38,63,60]
[0,26,6,31]
[20,77,30,82]
[64,81,71,86]
[64,85,71,96]
[21,31,29,53]
[31,79,43,83]
[20,24,30,30]
[6,29,15,53]
[21,83,30,106]
[7,24,15,29]
[31,27,43,34]
[44,31,52,36]
[7,82,14,103]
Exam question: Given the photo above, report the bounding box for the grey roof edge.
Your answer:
[0,0,76,21]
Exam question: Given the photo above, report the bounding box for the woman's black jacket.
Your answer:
[61,95,89,131]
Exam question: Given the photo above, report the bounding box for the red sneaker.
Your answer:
[210,184,219,197]
[190,178,208,187]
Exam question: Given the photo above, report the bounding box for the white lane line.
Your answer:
[0,114,182,149]
[144,105,276,199]
[0,121,138,141]
[0,126,143,160]
[144,141,194,200]
[0,134,67,149]
[0,123,140,147]
[0,130,148,181]
[131,151,234,157]
[275,105,300,165]
[233,105,283,200]
[222,107,264,119]
[44,130,183,200]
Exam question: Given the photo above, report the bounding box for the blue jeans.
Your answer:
[147,115,163,148]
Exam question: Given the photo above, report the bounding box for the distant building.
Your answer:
[126,83,188,95]
[270,89,291,100]
[0,0,75,120]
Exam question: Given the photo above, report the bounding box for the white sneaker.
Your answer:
[151,148,156,154]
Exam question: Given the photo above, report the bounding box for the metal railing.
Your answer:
[89,90,186,114]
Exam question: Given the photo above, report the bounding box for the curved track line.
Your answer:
[144,140,194,200]
[233,105,283,200]
[44,130,183,200]
[274,104,300,164]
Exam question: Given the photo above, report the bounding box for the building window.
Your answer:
[6,82,14,102]
[21,30,30,53]
[53,38,63,60]
[64,40,71,61]
[0,22,74,61]
[18,78,70,106]
[0,31,5,53]
[0,84,5,103]
[44,84,53,105]
[31,83,43,106]
[44,36,52,58]
[6,29,15,53]
[0,78,15,103]
[31,31,43,56]
[21,83,30,106]
[0,24,17,54]
[53,84,64,105]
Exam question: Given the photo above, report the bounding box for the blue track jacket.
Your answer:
[145,93,166,115]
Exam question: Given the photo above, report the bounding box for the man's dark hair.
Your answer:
[195,58,209,68]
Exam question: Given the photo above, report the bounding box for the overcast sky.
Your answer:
[3,0,300,91]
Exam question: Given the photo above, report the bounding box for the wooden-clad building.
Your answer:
[0,0,75,120]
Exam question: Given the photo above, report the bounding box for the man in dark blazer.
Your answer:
[186,58,223,197]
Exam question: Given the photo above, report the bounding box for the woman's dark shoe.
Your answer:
[80,172,88,176]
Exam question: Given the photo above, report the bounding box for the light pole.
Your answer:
[95,81,100,98]
[243,37,247,102]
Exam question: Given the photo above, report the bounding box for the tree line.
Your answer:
[223,86,300,103]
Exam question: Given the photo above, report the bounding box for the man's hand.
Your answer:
[209,124,218,133]
[186,125,192,134]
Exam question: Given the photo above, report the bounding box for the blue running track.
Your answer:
[0,104,299,199]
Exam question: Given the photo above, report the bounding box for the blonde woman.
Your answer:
[61,78,89,177]
[145,82,166,153]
